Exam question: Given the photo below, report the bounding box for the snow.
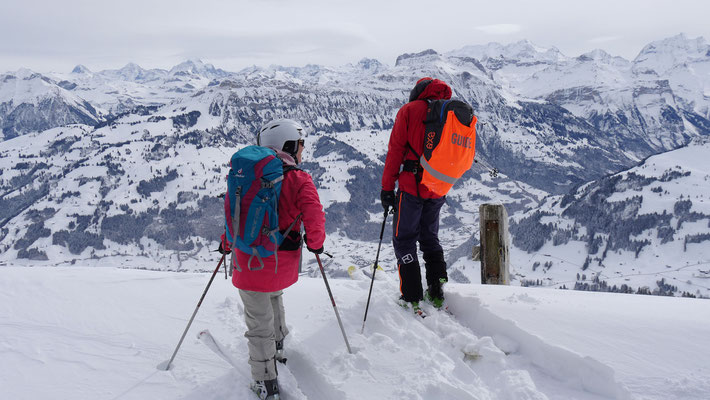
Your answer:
[475,287,710,399]
[2,265,708,400]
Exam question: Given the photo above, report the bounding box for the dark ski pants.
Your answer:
[392,191,447,302]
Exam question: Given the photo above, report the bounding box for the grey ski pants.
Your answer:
[238,289,289,381]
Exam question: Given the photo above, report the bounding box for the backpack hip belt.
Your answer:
[402,159,421,175]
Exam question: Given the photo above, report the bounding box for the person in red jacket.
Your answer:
[220,119,326,400]
[381,77,452,313]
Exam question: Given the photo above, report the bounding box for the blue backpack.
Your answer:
[225,145,300,273]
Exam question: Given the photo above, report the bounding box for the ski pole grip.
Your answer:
[379,209,389,240]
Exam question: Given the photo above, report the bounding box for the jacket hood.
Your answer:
[408,78,452,102]
[269,147,298,167]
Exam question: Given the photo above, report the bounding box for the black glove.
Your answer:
[303,233,324,254]
[380,190,395,211]
[218,242,231,255]
[307,245,324,255]
[278,230,302,251]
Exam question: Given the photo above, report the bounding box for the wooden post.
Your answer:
[479,204,510,285]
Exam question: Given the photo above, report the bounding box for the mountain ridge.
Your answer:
[1,34,708,296]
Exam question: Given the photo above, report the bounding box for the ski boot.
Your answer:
[275,339,287,364]
[250,378,280,400]
[398,296,427,318]
[425,277,448,310]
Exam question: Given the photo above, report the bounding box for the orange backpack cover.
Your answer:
[419,99,477,196]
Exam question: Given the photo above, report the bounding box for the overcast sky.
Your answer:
[1,0,709,74]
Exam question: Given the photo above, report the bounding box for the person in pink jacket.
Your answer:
[220,119,326,400]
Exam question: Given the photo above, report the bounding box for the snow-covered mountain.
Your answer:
[169,59,231,79]
[0,69,102,140]
[450,35,710,159]
[507,138,710,297]
[1,35,709,297]
[6,36,710,191]
[47,59,227,115]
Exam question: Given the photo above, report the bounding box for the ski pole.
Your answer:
[315,253,352,354]
[361,207,390,334]
[158,253,226,371]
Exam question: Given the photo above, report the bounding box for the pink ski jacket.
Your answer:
[221,149,326,292]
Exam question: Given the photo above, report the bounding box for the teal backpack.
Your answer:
[225,145,300,273]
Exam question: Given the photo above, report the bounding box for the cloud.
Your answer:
[165,27,374,62]
[588,36,621,44]
[475,24,522,35]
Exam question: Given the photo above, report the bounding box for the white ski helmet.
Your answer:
[257,119,305,158]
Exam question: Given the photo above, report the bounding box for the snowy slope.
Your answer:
[506,138,710,297]
[0,119,541,284]
[1,265,708,400]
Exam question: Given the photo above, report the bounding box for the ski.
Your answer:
[397,298,427,318]
[430,301,453,316]
[399,299,484,361]
[397,295,450,318]
[462,350,482,361]
[348,264,386,280]
[347,266,360,280]
[363,264,386,279]
[197,329,240,369]
[198,330,299,400]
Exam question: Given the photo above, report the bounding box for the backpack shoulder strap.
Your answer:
[283,164,301,174]
[404,137,424,198]
[405,142,420,159]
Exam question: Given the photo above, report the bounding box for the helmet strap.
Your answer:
[282,141,298,162]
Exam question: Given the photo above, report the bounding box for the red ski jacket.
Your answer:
[382,78,452,199]
[222,149,326,292]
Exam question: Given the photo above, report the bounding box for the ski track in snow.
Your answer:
[445,293,630,400]
[312,273,628,400]
[179,270,630,400]
[4,267,698,400]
